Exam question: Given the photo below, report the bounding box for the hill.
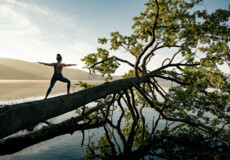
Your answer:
[0,58,102,80]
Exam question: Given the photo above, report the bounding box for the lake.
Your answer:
[0,80,105,105]
[0,80,167,160]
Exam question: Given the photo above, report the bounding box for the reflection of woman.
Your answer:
[38,54,77,99]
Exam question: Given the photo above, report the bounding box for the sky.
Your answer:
[0,0,229,75]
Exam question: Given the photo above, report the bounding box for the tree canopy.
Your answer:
[81,0,230,158]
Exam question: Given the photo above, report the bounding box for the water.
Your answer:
[0,80,106,160]
[1,80,227,159]
[0,80,174,160]
[0,80,103,105]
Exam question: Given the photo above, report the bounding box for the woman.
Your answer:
[38,54,77,99]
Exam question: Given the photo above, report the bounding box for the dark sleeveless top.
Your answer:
[54,63,63,73]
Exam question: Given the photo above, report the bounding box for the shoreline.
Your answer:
[0,79,105,83]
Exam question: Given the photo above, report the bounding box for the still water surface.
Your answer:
[0,80,165,160]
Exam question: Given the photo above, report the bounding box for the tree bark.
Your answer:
[0,96,113,155]
[0,77,146,139]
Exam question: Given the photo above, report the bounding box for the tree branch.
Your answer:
[162,58,170,66]
[130,88,139,118]
[154,75,189,86]
[104,125,116,155]
[169,123,186,132]
[169,49,181,64]
[85,56,142,73]
[124,91,137,122]
[147,62,199,76]
[134,0,159,77]
[133,83,213,133]
[121,44,135,57]
[148,80,166,100]
[151,114,161,136]
[141,42,160,73]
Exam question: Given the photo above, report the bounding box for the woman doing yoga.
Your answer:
[38,54,77,99]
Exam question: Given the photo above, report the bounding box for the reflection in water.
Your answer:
[1,93,229,160]
[0,81,229,159]
[80,95,229,160]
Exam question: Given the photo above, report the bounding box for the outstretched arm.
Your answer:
[63,64,77,67]
[38,62,55,66]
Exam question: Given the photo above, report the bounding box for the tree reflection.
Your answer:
[0,90,229,159]
[82,92,230,160]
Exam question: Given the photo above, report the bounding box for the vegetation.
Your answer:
[81,0,230,159]
[0,0,229,159]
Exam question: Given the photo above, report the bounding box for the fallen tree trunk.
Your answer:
[0,62,190,139]
[0,121,105,155]
[0,76,147,139]
[0,97,112,155]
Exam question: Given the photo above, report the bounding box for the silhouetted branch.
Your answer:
[148,79,166,99]
[130,88,139,119]
[169,123,186,132]
[134,0,159,77]
[124,90,137,122]
[169,49,181,64]
[154,75,189,85]
[106,124,122,154]
[104,125,116,155]
[162,58,170,66]
[85,56,142,74]
[140,104,146,141]
[141,42,160,73]
[133,83,213,133]
[151,114,161,136]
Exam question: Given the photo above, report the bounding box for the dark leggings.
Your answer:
[46,73,70,98]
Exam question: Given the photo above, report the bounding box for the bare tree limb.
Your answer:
[162,58,170,66]
[169,123,186,132]
[169,49,181,64]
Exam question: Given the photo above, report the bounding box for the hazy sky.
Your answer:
[0,0,229,75]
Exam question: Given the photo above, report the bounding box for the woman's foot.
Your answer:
[67,92,72,95]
